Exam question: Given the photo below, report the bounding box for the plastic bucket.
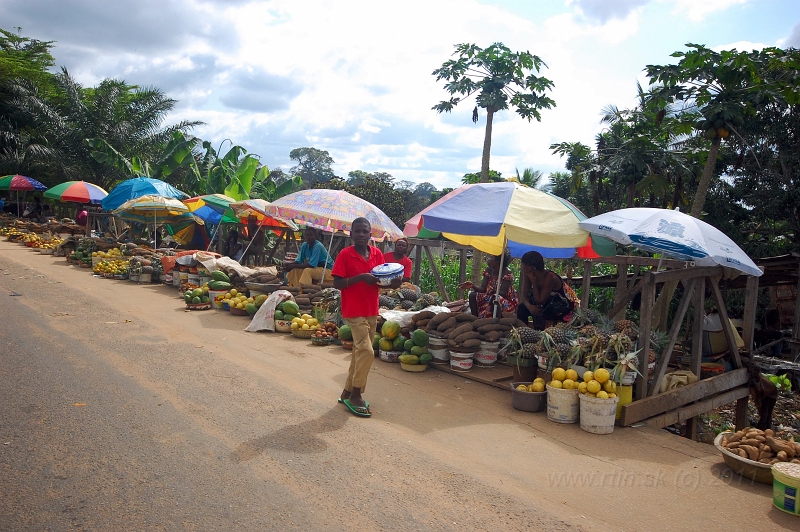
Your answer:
[579,393,620,434]
[546,385,579,424]
[187,273,201,286]
[474,341,500,367]
[379,350,401,363]
[139,272,152,283]
[615,384,634,420]
[209,289,226,309]
[450,350,473,372]
[773,462,800,515]
[538,356,547,370]
[510,382,546,412]
[429,338,450,364]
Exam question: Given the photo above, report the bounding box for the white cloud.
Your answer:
[668,0,749,22]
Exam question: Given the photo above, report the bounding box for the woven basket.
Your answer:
[311,336,332,346]
[275,319,292,332]
[291,328,314,339]
[230,307,249,316]
[186,302,212,311]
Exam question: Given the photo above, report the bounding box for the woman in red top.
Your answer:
[381,237,412,282]
[332,218,401,417]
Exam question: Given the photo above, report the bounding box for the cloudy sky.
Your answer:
[3,0,799,189]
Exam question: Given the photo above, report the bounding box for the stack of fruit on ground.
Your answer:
[719,427,800,465]
[503,307,664,378]
[378,283,440,311]
[93,259,129,278]
[221,269,250,294]
[422,312,524,351]
[216,288,262,313]
[517,377,546,393]
[377,319,433,367]
[274,299,299,322]
[35,237,63,252]
[311,322,339,344]
[208,270,233,292]
[69,238,95,267]
[574,368,617,400]
[184,285,211,307]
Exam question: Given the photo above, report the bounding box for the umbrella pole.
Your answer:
[493,237,508,318]
[321,230,335,282]
[206,223,220,252]
[239,224,262,264]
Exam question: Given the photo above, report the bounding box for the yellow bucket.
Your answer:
[773,462,800,515]
[616,385,633,420]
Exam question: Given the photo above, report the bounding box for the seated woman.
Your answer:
[458,250,517,318]
[225,228,243,260]
[517,251,578,329]
[381,237,412,283]
[286,227,334,286]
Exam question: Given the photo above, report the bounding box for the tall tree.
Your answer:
[289,147,334,185]
[513,167,544,188]
[432,42,555,182]
[646,44,795,217]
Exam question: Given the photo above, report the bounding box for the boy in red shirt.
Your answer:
[332,217,401,417]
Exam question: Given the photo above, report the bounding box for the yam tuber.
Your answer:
[739,445,760,461]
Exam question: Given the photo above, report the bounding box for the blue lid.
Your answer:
[371,262,404,276]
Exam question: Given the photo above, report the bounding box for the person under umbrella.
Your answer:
[458,250,518,318]
[285,227,334,286]
[516,251,578,329]
[381,237,412,283]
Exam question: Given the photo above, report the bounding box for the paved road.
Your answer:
[0,241,796,531]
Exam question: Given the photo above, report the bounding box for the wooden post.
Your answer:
[412,243,422,285]
[709,277,743,369]
[424,245,450,302]
[614,259,628,320]
[792,267,800,358]
[635,276,655,400]
[648,278,697,397]
[691,277,705,378]
[741,273,760,353]
[581,260,591,309]
[458,248,467,300]
[735,396,748,431]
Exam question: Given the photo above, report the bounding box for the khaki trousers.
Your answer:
[287,266,333,287]
[344,316,377,392]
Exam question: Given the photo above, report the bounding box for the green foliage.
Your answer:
[290,147,334,185]
[462,170,503,184]
[765,374,792,392]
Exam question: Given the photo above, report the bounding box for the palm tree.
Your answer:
[3,68,199,190]
[513,167,543,188]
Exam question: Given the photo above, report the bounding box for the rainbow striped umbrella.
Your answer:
[265,189,403,242]
[0,175,47,216]
[412,182,615,258]
[44,181,108,204]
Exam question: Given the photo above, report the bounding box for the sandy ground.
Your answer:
[0,239,798,531]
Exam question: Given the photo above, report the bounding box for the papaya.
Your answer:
[393,335,406,351]
[282,300,300,316]
[381,320,401,340]
[191,296,201,304]
[209,280,232,291]
[274,310,284,320]
[404,339,416,352]
[418,353,432,365]
[184,293,193,304]
[398,354,420,365]
[254,294,268,308]
[373,333,381,350]
[245,303,258,316]
[379,337,394,352]
[411,329,429,348]
[338,324,353,341]
[410,345,427,356]
[211,270,230,283]
[201,295,210,303]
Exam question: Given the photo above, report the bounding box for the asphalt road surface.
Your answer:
[0,241,796,531]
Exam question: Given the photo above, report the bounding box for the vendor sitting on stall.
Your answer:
[458,250,517,318]
[382,237,412,283]
[516,250,578,329]
[285,227,334,286]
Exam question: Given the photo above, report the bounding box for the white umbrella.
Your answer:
[578,208,762,277]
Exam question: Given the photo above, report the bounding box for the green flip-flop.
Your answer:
[338,397,369,409]
[342,398,371,417]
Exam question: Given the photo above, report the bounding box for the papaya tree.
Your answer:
[432,42,555,182]
[645,45,792,217]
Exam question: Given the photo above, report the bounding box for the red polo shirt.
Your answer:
[332,245,384,318]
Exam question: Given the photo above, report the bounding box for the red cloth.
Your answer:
[381,251,412,279]
[76,210,88,226]
[332,245,384,318]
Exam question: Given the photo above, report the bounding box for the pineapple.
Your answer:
[400,299,414,310]
[399,288,419,302]
[519,327,542,345]
[614,319,638,340]
[379,295,398,308]
[544,326,566,344]
[522,343,538,359]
